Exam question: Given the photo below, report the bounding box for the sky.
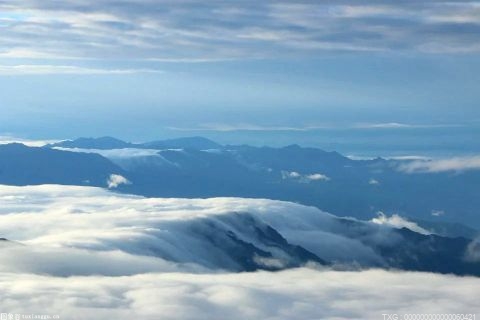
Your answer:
[0,0,480,146]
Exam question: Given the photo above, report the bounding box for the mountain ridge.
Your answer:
[3,138,480,231]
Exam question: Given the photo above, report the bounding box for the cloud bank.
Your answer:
[1,268,479,320]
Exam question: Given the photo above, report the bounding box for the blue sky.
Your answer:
[0,1,479,142]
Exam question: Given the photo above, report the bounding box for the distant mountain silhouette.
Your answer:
[4,137,480,231]
[50,136,221,150]
[0,143,124,187]
[48,136,133,149]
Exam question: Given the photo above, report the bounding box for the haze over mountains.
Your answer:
[1,136,479,233]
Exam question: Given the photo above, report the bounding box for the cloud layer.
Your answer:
[1,268,479,320]
[0,184,479,319]
[1,0,480,66]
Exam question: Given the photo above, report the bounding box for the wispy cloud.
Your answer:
[167,124,330,132]
[168,122,460,132]
[398,156,480,173]
[356,122,414,129]
[354,122,463,129]
[0,1,480,65]
[0,65,162,75]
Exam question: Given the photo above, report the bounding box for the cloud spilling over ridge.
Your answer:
[4,183,479,277]
[0,184,388,269]
[1,0,480,65]
[398,156,480,173]
[371,212,431,235]
[0,268,479,320]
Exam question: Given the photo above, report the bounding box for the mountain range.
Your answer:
[1,136,479,239]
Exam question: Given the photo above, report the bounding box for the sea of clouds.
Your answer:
[0,185,479,319]
[2,268,479,320]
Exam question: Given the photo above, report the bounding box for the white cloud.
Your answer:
[282,171,330,182]
[368,178,380,185]
[0,185,478,319]
[398,156,480,173]
[371,212,431,235]
[0,243,195,276]
[0,268,479,320]
[282,171,301,179]
[306,173,330,181]
[107,174,130,188]
[0,184,416,272]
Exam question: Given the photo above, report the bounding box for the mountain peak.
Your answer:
[49,137,132,150]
